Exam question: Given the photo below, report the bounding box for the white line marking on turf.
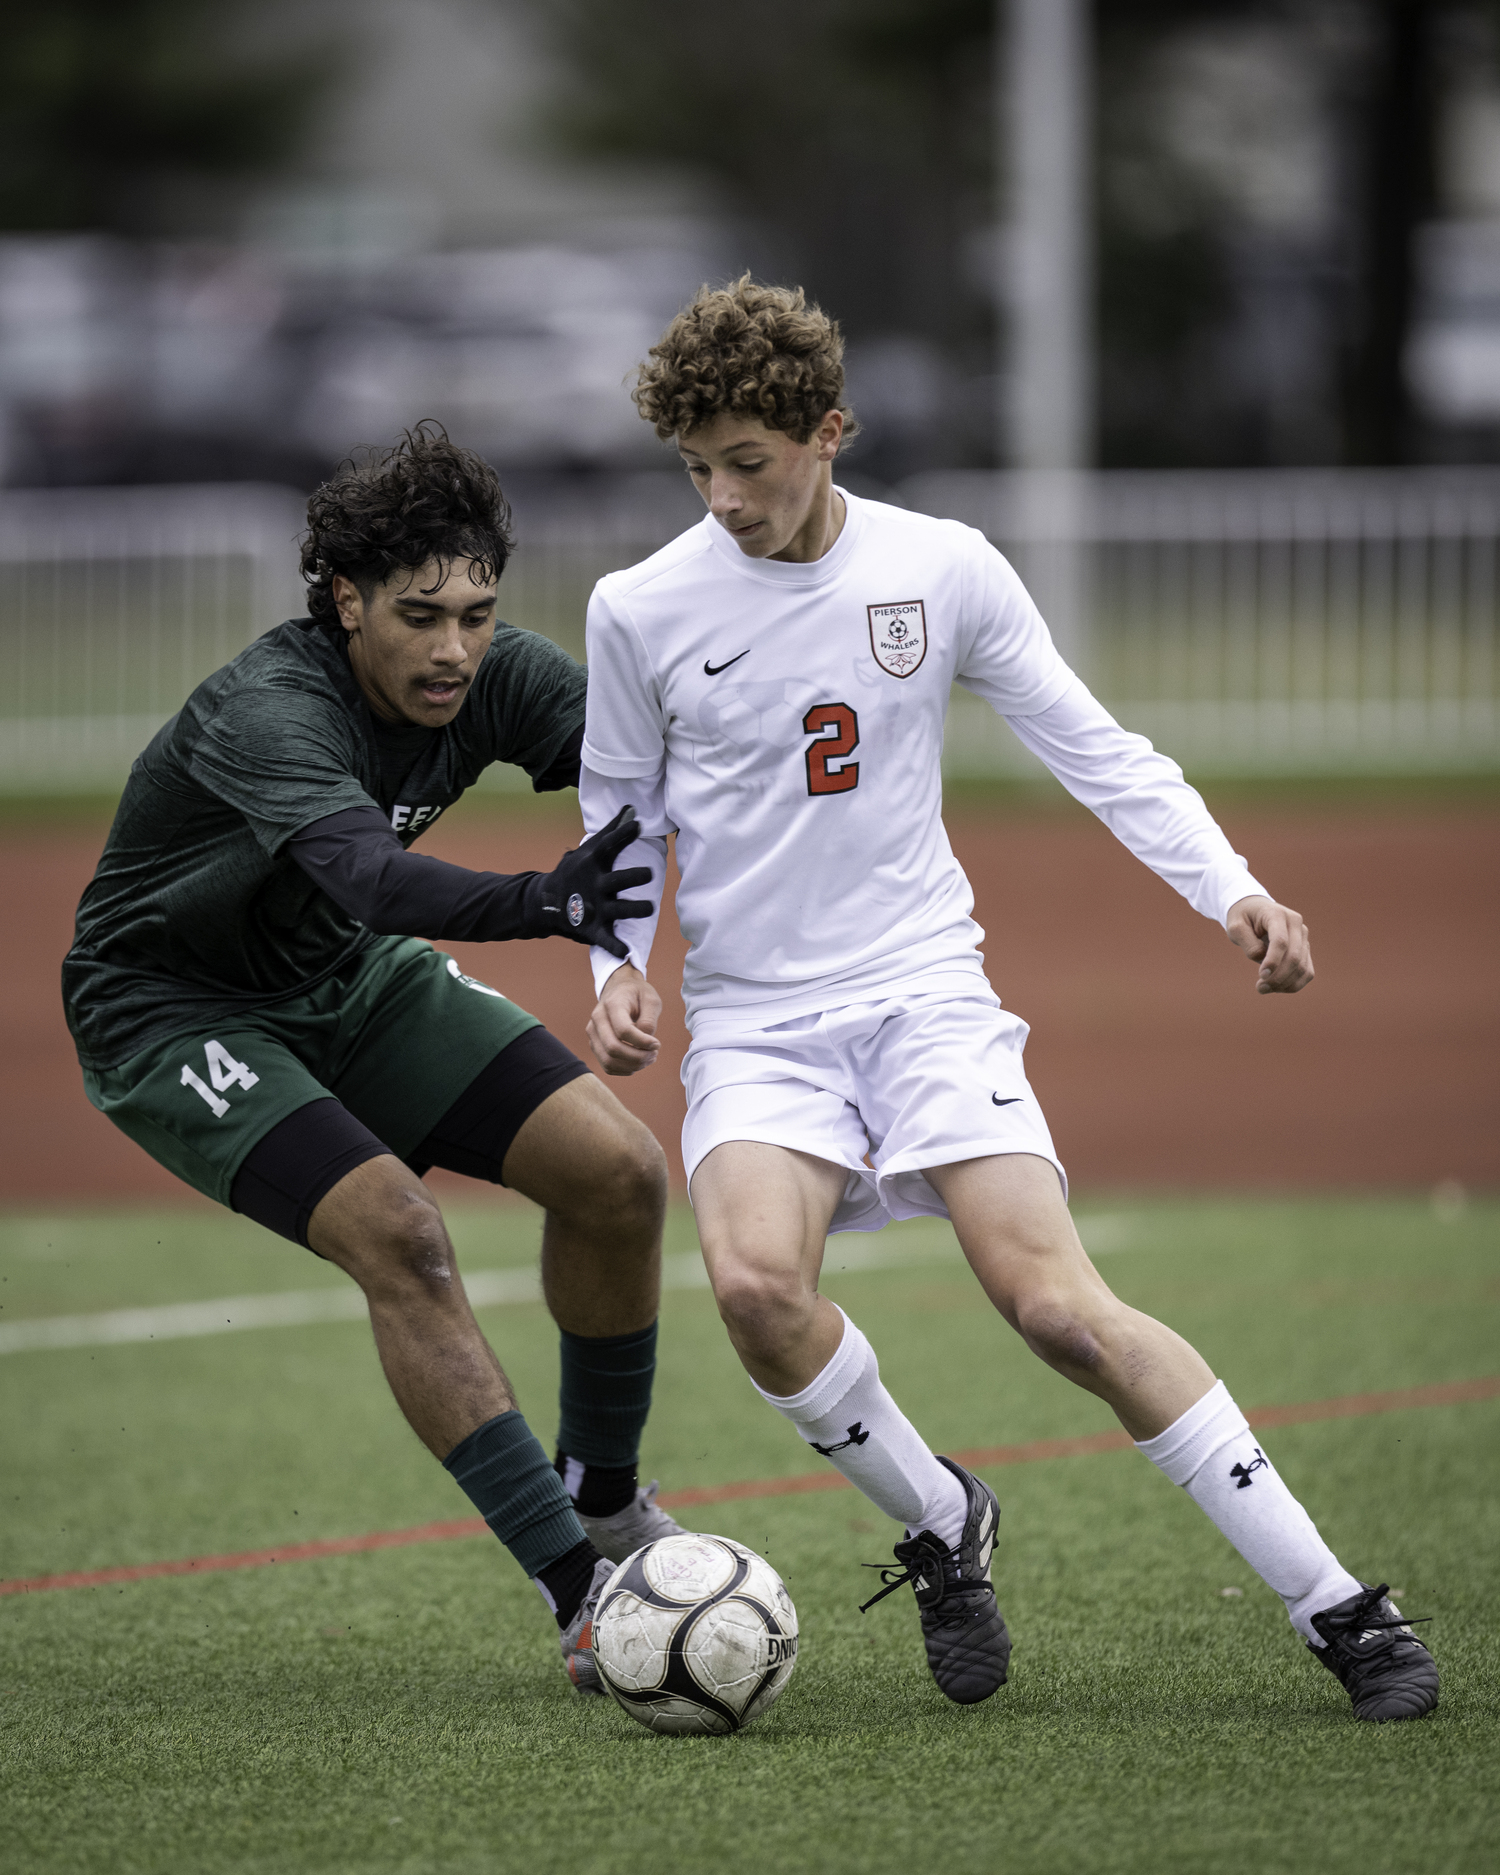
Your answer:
[0,1286,370,1353]
[0,1217,1132,1355]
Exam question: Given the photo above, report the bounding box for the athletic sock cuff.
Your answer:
[558,1321,660,1360]
[1134,1379,1250,1488]
[752,1309,871,1422]
[534,1537,605,1627]
[443,1409,586,1578]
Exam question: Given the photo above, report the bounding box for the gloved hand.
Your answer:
[526,804,653,958]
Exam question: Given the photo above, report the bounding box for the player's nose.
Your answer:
[430,624,469,666]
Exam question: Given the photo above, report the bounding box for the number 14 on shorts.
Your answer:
[181,1041,259,1119]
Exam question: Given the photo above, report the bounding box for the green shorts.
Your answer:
[82,937,540,1207]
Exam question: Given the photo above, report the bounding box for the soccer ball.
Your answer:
[591,1533,798,1736]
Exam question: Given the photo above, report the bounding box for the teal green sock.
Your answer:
[556,1320,659,1469]
[443,1409,585,1579]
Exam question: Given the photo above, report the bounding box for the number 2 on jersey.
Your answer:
[803,702,860,796]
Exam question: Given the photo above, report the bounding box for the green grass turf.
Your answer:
[7,767,1500,835]
[1,1196,1497,1875]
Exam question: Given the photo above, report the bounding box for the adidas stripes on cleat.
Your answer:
[1308,1581,1439,1723]
[860,1456,1011,1705]
[576,1480,687,1564]
[558,1556,617,1695]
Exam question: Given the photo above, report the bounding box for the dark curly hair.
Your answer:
[300,422,515,623]
[633,275,860,444]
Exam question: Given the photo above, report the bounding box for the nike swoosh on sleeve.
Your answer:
[704,650,750,676]
[991,1094,1022,1106]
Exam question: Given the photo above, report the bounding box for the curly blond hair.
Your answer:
[633,275,860,444]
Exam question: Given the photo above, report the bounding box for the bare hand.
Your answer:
[1226,895,1314,994]
[586,963,663,1075]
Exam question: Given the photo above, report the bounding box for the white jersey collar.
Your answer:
[702,486,865,586]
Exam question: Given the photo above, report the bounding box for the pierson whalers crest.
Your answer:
[867,600,927,678]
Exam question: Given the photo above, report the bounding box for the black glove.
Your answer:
[525,804,654,959]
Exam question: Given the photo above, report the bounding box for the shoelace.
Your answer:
[1322,1584,1432,1645]
[857,1539,960,1615]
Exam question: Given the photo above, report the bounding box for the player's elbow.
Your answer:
[358,902,408,936]
[352,871,437,935]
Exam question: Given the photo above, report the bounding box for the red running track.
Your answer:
[4,1374,1493,1598]
[5,801,1497,1202]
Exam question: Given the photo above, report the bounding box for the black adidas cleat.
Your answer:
[1308,1582,1439,1723]
[860,1456,1011,1705]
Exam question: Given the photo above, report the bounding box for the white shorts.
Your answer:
[681,987,1066,1234]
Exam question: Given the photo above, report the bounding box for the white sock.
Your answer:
[1136,1380,1363,1643]
[753,1308,969,1548]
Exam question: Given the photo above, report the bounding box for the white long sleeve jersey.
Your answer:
[581,490,1268,1034]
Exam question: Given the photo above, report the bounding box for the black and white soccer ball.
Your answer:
[591,1533,798,1736]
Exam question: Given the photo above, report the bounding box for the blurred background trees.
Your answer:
[0,0,327,235]
[3,0,1500,484]
[535,0,1500,473]
[531,0,997,480]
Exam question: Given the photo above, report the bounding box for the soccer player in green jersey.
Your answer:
[63,426,685,1691]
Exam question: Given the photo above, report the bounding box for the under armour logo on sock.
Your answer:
[1229,1448,1269,1489]
[811,1422,871,1456]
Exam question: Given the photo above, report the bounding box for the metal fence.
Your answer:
[910,468,1500,776]
[0,477,707,792]
[0,484,307,789]
[1,469,1497,790]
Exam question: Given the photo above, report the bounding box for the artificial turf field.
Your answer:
[2,1195,1496,1875]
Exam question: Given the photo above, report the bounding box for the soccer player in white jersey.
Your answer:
[576,278,1438,1721]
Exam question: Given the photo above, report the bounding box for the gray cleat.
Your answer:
[559,1556,616,1695]
[860,1456,1011,1705]
[576,1480,688,1564]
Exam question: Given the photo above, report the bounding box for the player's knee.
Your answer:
[361,1189,458,1300]
[711,1262,810,1351]
[566,1121,668,1235]
[1016,1296,1104,1376]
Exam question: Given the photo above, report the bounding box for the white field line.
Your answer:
[0,1217,1132,1356]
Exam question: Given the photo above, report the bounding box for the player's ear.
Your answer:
[815,409,844,460]
[331,575,363,633]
